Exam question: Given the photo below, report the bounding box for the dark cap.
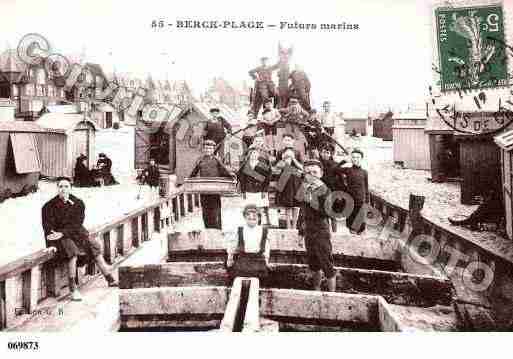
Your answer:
[99,153,106,157]
[243,204,259,216]
[282,133,295,139]
[209,107,220,113]
[264,98,273,104]
[56,176,73,185]
[351,148,364,158]
[203,139,217,147]
[260,56,269,61]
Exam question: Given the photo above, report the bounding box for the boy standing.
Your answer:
[189,140,235,229]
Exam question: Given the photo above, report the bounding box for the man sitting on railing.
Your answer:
[41,177,118,301]
[189,140,236,229]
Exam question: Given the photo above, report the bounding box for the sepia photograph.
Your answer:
[0,0,513,356]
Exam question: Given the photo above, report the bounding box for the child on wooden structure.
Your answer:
[226,204,270,279]
[259,98,281,151]
[274,146,303,229]
[238,147,272,224]
[189,139,235,229]
[242,111,258,154]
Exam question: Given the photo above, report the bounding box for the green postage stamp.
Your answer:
[435,4,508,92]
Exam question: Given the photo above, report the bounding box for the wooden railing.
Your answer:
[0,188,202,331]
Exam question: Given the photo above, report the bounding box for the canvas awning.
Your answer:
[9,133,41,174]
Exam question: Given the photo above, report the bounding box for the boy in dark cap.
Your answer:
[338,148,369,234]
[297,159,336,291]
[42,177,118,301]
[189,140,236,229]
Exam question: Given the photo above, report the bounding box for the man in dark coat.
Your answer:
[97,153,118,186]
[73,154,92,187]
[41,177,118,301]
[143,158,160,193]
[189,140,235,229]
[297,160,336,292]
[338,149,369,234]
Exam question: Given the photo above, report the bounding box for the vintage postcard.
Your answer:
[0,0,512,356]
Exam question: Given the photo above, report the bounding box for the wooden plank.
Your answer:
[243,278,260,332]
[219,277,243,332]
[260,288,378,330]
[0,249,55,282]
[263,264,453,307]
[119,262,230,289]
[119,286,229,329]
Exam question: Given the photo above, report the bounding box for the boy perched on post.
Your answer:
[226,204,270,279]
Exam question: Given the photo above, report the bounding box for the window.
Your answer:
[9,133,41,174]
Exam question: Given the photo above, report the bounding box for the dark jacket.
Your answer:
[74,159,92,187]
[297,181,332,237]
[189,155,233,178]
[204,117,232,145]
[238,157,271,193]
[144,164,160,187]
[338,165,369,204]
[42,194,86,240]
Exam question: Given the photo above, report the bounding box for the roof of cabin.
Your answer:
[37,113,97,134]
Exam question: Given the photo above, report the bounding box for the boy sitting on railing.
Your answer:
[226,204,270,279]
[41,177,118,302]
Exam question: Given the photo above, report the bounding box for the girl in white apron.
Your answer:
[226,204,270,278]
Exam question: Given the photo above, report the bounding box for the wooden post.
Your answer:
[408,194,425,239]
[0,281,5,330]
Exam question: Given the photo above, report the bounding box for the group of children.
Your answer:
[186,105,370,288]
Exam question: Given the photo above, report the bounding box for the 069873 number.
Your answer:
[7,341,39,351]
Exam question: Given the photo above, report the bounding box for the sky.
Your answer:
[0,0,436,113]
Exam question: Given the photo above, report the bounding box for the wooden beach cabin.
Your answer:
[372,111,394,141]
[426,110,504,205]
[343,112,370,136]
[36,113,97,178]
[392,110,430,170]
[0,121,45,201]
[495,129,513,239]
[135,102,243,185]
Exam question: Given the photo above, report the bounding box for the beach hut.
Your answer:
[495,129,513,239]
[0,99,16,122]
[36,113,97,178]
[392,111,430,170]
[343,112,369,136]
[455,131,501,205]
[425,111,459,183]
[373,111,394,141]
[0,121,46,201]
[135,102,242,185]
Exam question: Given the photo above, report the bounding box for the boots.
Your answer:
[68,277,82,301]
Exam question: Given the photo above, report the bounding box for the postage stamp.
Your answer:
[435,4,508,92]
